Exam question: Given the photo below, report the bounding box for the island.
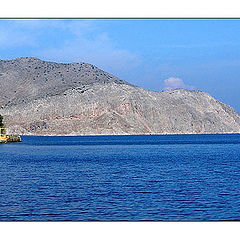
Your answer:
[0,57,239,136]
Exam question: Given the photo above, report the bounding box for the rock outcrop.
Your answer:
[0,57,240,135]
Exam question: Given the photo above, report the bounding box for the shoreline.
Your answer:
[19,132,240,137]
[0,135,22,143]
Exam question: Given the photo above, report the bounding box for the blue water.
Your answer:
[0,134,240,221]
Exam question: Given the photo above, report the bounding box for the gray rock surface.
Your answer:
[0,57,240,135]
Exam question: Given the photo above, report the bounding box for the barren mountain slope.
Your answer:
[0,57,128,107]
[0,57,240,135]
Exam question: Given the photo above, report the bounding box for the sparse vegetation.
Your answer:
[0,114,4,128]
[0,114,5,136]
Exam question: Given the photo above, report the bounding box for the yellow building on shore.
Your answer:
[0,136,7,143]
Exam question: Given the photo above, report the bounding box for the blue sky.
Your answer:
[0,19,239,112]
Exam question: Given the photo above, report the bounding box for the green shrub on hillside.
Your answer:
[0,114,5,136]
[0,114,4,128]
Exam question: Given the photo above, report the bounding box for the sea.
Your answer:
[0,134,240,221]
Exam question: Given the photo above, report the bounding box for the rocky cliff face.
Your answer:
[0,57,240,135]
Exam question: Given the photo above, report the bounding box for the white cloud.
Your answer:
[33,23,142,77]
[163,77,195,91]
[0,20,96,47]
[0,20,142,78]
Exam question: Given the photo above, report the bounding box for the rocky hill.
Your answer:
[0,57,240,136]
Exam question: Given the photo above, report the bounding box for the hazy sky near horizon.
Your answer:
[0,19,239,112]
